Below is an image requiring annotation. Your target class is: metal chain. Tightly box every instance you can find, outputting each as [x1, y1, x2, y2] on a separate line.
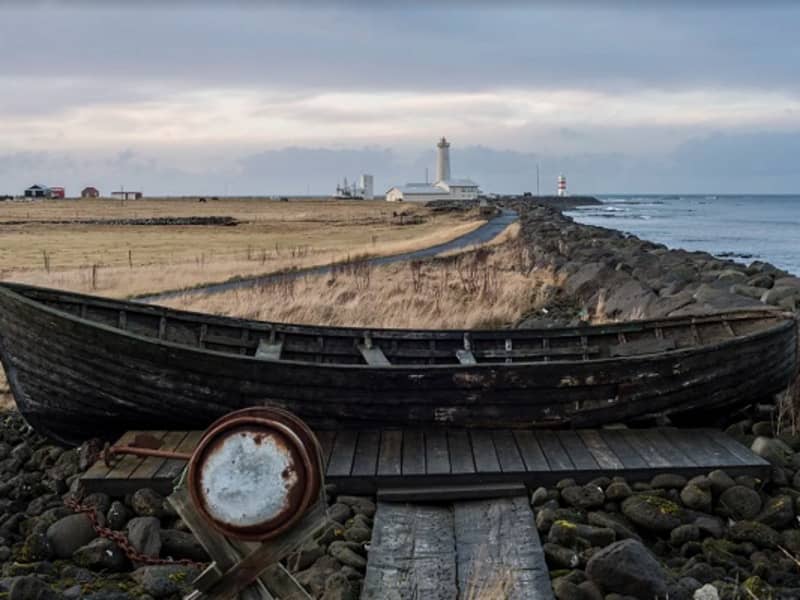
[64, 496, 206, 569]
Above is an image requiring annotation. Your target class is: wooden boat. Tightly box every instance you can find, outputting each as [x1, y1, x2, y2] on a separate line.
[0, 282, 796, 445]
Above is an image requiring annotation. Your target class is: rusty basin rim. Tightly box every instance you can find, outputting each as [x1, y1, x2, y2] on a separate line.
[187, 408, 321, 541]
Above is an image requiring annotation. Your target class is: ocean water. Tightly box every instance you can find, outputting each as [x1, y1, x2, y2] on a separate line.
[564, 195, 800, 276]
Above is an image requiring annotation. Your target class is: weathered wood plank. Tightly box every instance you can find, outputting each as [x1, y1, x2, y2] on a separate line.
[361, 503, 458, 600]
[512, 430, 549, 471]
[377, 483, 527, 503]
[155, 430, 204, 480]
[557, 431, 599, 470]
[470, 430, 500, 473]
[402, 430, 426, 476]
[536, 431, 573, 471]
[622, 429, 671, 468]
[377, 430, 403, 476]
[426, 430, 451, 475]
[645, 429, 696, 468]
[577, 430, 624, 470]
[129, 430, 187, 481]
[598, 429, 648, 469]
[453, 496, 554, 600]
[448, 430, 475, 474]
[327, 430, 358, 477]
[492, 430, 526, 473]
[351, 430, 380, 477]
[108, 430, 168, 479]
[314, 431, 336, 471]
[83, 430, 139, 480]
[707, 429, 770, 467]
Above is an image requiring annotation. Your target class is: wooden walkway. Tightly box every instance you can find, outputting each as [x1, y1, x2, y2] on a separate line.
[361, 496, 553, 600]
[81, 427, 768, 497]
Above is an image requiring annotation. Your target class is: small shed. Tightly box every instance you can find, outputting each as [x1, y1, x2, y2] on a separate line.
[111, 191, 143, 200]
[24, 184, 50, 198]
[81, 186, 100, 198]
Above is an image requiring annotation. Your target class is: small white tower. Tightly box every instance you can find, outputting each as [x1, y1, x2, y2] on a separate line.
[436, 137, 451, 183]
[557, 174, 567, 197]
[359, 174, 374, 200]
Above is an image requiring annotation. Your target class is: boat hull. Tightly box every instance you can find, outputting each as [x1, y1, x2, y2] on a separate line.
[0, 284, 796, 444]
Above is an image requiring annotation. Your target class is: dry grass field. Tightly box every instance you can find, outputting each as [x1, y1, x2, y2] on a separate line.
[164, 232, 562, 330]
[0, 198, 485, 298]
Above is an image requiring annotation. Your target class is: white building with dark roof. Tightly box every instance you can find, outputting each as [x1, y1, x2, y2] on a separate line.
[386, 137, 480, 202]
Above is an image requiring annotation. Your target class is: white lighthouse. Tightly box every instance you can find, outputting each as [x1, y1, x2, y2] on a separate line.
[557, 174, 567, 197]
[436, 137, 451, 183]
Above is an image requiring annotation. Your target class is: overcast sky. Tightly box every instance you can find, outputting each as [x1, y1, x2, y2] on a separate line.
[1, 3, 799, 195]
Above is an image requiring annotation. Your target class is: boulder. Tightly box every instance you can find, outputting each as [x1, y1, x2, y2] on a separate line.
[321, 571, 359, 600]
[718, 485, 762, 520]
[681, 484, 712, 513]
[328, 541, 366, 570]
[604, 481, 632, 501]
[750, 437, 792, 466]
[756, 495, 795, 529]
[73, 538, 129, 571]
[160, 529, 209, 563]
[561, 484, 605, 509]
[728, 521, 781, 548]
[131, 565, 199, 598]
[585, 539, 668, 597]
[336, 496, 376, 519]
[8, 576, 61, 600]
[622, 495, 687, 532]
[131, 488, 167, 518]
[126, 516, 161, 558]
[651, 474, 687, 489]
[46, 513, 97, 559]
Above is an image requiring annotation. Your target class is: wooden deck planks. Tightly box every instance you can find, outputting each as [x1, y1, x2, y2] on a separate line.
[82, 427, 771, 497]
[453, 496, 554, 600]
[361, 503, 458, 600]
[362, 497, 553, 600]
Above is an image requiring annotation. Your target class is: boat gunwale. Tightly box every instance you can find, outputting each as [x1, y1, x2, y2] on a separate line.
[0, 282, 795, 372]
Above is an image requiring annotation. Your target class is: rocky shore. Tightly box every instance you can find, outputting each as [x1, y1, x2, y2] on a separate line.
[504, 199, 800, 324]
[0, 412, 371, 600]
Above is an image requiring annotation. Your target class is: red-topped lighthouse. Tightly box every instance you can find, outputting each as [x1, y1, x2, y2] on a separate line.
[557, 174, 567, 197]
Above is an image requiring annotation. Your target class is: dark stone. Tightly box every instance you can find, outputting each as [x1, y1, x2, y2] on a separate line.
[621, 495, 687, 532]
[707, 470, 736, 495]
[671, 524, 700, 546]
[718, 485, 762, 520]
[561, 484, 605, 510]
[327, 502, 352, 524]
[587, 512, 641, 541]
[552, 578, 583, 600]
[651, 474, 687, 489]
[73, 538, 129, 572]
[126, 517, 161, 558]
[680, 484, 712, 513]
[328, 541, 366, 569]
[728, 521, 781, 549]
[756, 495, 795, 529]
[604, 481, 632, 501]
[131, 488, 167, 518]
[106, 501, 130, 531]
[46, 513, 97, 559]
[160, 529, 209, 563]
[336, 496, 376, 518]
[543, 543, 581, 569]
[9, 576, 60, 600]
[321, 571, 358, 600]
[585, 539, 668, 597]
[131, 565, 199, 598]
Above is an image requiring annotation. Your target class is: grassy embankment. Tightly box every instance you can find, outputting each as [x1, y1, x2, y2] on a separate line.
[163, 222, 563, 330]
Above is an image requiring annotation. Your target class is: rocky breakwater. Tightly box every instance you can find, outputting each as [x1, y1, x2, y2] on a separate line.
[537, 424, 800, 599]
[507, 201, 800, 322]
[0, 412, 371, 600]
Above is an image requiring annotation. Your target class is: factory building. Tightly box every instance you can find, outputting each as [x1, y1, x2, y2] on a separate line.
[386, 137, 480, 202]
